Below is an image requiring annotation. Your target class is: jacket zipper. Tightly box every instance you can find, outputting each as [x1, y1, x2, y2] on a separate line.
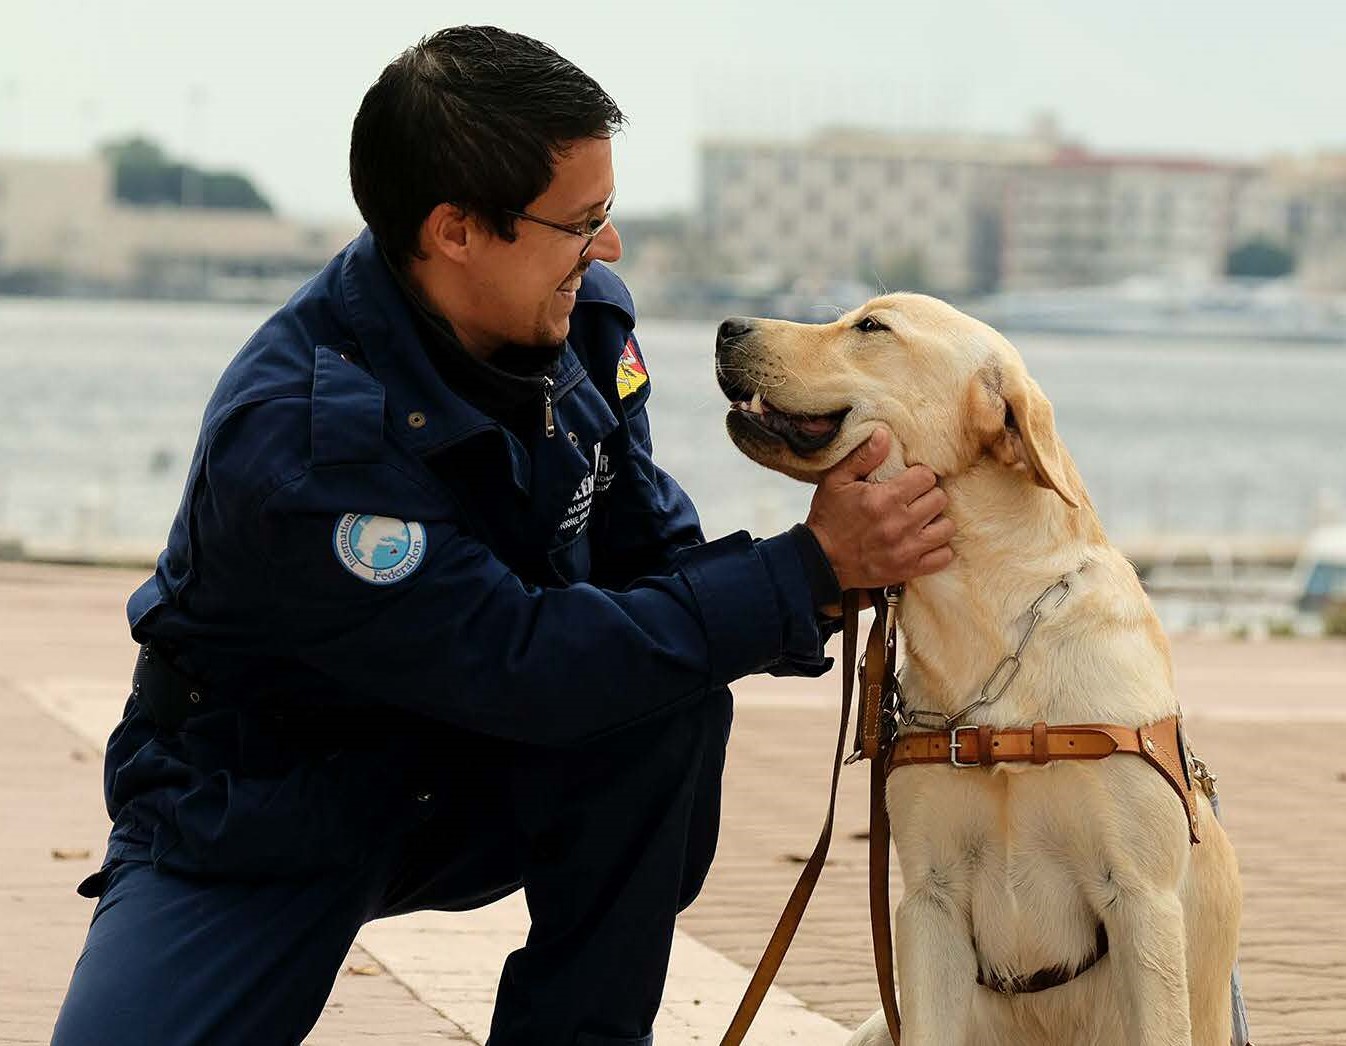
[542, 376, 556, 438]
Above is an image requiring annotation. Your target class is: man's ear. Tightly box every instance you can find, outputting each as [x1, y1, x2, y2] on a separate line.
[973, 361, 1081, 509]
[419, 203, 471, 264]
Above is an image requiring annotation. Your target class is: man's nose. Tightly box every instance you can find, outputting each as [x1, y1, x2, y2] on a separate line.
[587, 221, 622, 264]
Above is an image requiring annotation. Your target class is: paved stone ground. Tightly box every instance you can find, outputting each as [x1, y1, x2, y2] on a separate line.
[0, 563, 474, 1044]
[4, 560, 1345, 1044]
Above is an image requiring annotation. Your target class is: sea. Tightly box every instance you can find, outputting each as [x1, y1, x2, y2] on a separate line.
[1, 296, 1344, 559]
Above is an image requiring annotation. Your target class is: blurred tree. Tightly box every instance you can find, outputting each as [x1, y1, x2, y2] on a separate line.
[1225, 239, 1295, 278]
[98, 135, 273, 212]
[99, 135, 168, 167]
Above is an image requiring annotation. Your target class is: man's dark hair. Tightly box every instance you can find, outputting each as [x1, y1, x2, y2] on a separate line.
[350, 26, 625, 269]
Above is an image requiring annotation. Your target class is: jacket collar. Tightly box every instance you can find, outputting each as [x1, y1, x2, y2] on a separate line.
[337, 228, 585, 466]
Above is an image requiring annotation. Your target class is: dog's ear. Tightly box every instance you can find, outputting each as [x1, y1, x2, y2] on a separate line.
[974, 362, 1080, 509]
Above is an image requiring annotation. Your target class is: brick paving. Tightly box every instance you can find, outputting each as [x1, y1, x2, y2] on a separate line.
[0, 563, 471, 1043]
[3, 561, 1345, 1044]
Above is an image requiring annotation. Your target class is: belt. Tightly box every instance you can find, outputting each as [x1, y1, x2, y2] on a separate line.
[131, 643, 214, 733]
[130, 643, 396, 751]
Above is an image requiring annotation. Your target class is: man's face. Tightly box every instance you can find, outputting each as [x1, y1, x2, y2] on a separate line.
[455, 135, 621, 355]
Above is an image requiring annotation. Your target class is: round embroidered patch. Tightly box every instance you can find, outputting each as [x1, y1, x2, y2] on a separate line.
[333, 514, 427, 585]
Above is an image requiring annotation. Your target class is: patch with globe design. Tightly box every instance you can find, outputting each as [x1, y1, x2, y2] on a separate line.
[333, 513, 427, 585]
[615, 335, 648, 400]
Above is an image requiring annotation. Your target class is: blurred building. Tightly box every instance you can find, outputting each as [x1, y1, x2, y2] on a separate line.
[1001, 149, 1246, 290]
[0, 154, 358, 300]
[1234, 153, 1346, 292]
[700, 126, 1060, 297]
[699, 126, 1346, 298]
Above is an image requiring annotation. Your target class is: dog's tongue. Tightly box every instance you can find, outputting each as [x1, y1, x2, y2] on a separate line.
[791, 414, 837, 436]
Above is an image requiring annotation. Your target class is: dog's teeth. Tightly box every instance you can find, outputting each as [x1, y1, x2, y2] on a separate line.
[750, 391, 764, 414]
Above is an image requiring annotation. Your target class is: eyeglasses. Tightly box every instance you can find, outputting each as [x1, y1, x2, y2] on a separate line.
[505, 190, 616, 259]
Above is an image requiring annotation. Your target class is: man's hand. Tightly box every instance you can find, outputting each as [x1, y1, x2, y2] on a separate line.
[806, 429, 954, 598]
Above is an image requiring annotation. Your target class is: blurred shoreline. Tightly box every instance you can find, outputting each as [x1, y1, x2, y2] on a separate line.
[3, 301, 1343, 638]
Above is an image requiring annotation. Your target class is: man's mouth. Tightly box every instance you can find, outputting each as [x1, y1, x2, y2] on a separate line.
[556, 269, 586, 297]
[726, 389, 850, 456]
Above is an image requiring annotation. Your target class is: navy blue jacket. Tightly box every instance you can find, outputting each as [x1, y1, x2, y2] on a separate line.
[126, 228, 836, 735]
[100, 230, 832, 877]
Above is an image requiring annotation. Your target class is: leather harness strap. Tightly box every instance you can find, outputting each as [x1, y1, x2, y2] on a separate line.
[718, 591, 873, 1046]
[866, 731, 903, 1043]
[887, 716, 1201, 844]
[977, 923, 1110, 995]
[858, 591, 894, 762]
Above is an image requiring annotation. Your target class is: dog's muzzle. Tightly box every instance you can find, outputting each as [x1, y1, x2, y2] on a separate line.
[715, 318, 850, 457]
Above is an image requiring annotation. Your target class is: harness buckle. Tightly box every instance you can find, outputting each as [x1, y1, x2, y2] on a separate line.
[949, 725, 980, 767]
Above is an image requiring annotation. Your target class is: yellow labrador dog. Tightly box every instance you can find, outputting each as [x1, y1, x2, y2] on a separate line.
[715, 296, 1242, 1046]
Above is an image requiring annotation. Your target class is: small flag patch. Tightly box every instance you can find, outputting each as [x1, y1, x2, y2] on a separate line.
[615, 335, 649, 399]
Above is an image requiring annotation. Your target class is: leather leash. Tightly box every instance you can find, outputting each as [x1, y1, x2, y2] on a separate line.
[720, 589, 903, 1045]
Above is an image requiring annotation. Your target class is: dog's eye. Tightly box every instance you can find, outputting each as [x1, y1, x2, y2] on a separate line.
[854, 315, 887, 334]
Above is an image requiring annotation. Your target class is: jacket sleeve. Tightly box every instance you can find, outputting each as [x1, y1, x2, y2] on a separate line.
[591, 391, 837, 679]
[171, 383, 825, 745]
[253, 480, 827, 745]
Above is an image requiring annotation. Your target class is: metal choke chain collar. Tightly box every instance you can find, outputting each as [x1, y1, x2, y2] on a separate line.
[896, 566, 1086, 731]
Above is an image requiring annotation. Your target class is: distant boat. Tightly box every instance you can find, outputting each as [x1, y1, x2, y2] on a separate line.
[970, 277, 1346, 343]
[1291, 525, 1346, 612]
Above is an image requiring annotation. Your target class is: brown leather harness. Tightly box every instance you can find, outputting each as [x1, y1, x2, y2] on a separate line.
[719, 588, 1204, 1045]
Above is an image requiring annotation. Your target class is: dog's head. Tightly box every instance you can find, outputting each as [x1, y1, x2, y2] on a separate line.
[715, 293, 1080, 507]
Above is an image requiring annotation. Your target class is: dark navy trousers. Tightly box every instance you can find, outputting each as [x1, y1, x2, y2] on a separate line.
[53, 691, 732, 1046]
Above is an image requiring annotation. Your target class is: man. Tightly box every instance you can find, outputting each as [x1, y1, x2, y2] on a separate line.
[53, 26, 953, 1046]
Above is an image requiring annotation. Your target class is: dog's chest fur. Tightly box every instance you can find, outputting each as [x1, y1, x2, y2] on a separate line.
[886, 760, 1124, 980]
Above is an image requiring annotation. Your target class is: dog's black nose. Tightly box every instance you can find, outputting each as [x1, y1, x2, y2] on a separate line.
[717, 316, 755, 345]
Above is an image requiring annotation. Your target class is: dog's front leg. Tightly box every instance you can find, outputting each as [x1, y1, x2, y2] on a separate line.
[1103, 885, 1192, 1046]
[893, 882, 976, 1046]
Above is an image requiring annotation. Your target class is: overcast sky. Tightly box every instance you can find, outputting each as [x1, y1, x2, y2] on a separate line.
[5, 0, 1343, 223]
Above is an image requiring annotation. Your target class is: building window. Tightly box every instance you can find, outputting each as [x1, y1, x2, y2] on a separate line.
[1154, 191, 1174, 224]
[780, 155, 799, 184]
[886, 159, 904, 186]
[1287, 200, 1309, 240]
[714, 152, 745, 184]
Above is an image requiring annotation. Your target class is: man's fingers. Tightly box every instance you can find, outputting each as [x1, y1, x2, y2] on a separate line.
[919, 515, 956, 548]
[905, 487, 949, 528]
[915, 545, 955, 574]
[890, 463, 938, 502]
[825, 429, 891, 486]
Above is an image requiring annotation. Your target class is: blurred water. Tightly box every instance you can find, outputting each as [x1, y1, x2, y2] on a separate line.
[0, 296, 1344, 554]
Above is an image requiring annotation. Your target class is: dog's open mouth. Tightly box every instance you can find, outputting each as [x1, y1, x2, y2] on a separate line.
[727, 390, 850, 456]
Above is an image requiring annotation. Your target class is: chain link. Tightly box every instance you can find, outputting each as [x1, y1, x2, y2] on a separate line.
[900, 570, 1082, 729]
